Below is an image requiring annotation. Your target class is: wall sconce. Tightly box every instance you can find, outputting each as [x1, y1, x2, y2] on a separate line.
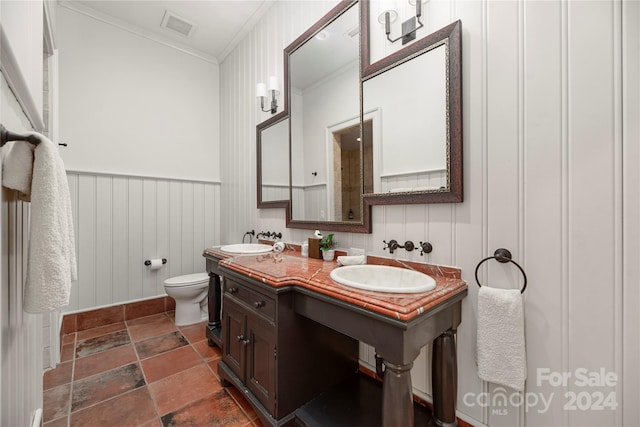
[378, 0, 425, 45]
[256, 76, 279, 114]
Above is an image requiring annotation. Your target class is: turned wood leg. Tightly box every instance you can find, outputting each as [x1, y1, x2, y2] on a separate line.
[206, 272, 222, 346]
[382, 360, 414, 427]
[432, 329, 458, 427]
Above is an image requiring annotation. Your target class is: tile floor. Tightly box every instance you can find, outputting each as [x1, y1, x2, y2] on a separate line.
[43, 312, 263, 427]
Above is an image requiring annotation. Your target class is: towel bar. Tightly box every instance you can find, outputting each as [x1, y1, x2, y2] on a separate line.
[1, 124, 67, 147]
[0, 124, 41, 147]
[475, 248, 527, 294]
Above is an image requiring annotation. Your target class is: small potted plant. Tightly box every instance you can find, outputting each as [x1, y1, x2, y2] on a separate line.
[319, 233, 336, 261]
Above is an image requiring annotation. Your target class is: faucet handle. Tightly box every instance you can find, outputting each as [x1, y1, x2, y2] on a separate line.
[383, 239, 399, 254]
[419, 241, 433, 256]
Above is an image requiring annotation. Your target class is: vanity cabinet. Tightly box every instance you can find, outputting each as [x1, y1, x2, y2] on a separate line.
[217, 268, 359, 427]
[222, 277, 277, 413]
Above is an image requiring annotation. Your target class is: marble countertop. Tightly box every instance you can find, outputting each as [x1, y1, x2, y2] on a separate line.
[203, 247, 467, 322]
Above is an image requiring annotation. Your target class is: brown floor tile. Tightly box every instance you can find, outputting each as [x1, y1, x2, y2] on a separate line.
[62, 314, 77, 334]
[135, 330, 189, 360]
[139, 419, 164, 427]
[71, 363, 145, 412]
[178, 321, 208, 344]
[125, 297, 166, 321]
[62, 333, 76, 345]
[76, 305, 124, 331]
[141, 346, 202, 384]
[208, 358, 221, 379]
[70, 387, 157, 427]
[75, 329, 130, 358]
[149, 363, 221, 416]
[193, 339, 222, 360]
[60, 343, 75, 363]
[43, 383, 70, 423]
[160, 390, 249, 427]
[226, 386, 258, 422]
[127, 314, 177, 342]
[44, 361, 73, 390]
[43, 417, 69, 427]
[75, 322, 126, 341]
[74, 343, 137, 381]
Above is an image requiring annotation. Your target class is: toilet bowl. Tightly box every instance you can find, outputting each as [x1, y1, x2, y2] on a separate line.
[164, 272, 209, 326]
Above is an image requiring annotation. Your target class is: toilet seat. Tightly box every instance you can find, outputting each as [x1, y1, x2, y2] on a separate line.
[164, 272, 209, 287]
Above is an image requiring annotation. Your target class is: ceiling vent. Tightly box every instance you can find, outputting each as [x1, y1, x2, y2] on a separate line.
[160, 10, 197, 38]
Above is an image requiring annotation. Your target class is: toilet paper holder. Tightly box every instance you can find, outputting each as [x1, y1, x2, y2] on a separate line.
[144, 258, 167, 266]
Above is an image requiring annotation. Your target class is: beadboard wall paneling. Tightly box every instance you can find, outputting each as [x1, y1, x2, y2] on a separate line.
[65, 172, 220, 313]
[1, 74, 43, 427]
[622, 3, 640, 426]
[222, 1, 635, 426]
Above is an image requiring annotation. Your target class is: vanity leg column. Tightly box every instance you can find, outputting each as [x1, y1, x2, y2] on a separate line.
[382, 360, 414, 427]
[432, 329, 458, 427]
[206, 272, 222, 347]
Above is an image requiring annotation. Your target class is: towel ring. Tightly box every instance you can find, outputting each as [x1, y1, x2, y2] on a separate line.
[475, 248, 527, 294]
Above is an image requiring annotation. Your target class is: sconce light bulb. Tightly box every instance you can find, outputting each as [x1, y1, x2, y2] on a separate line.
[256, 82, 266, 98]
[268, 76, 279, 93]
[378, 0, 398, 24]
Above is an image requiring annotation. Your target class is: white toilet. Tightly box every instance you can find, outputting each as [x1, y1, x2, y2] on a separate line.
[163, 272, 209, 326]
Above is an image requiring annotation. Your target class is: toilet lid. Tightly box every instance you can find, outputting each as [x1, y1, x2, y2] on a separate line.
[164, 272, 209, 287]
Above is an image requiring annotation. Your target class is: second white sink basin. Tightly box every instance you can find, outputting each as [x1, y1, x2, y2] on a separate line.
[330, 265, 436, 293]
[219, 243, 273, 254]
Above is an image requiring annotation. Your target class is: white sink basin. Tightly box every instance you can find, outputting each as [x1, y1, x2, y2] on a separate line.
[330, 265, 436, 293]
[219, 243, 273, 254]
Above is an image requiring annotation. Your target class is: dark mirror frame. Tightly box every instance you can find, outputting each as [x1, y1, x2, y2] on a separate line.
[360, 6, 463, 206]
[257, 1, 462, 233]
[257, 111, 290, 208]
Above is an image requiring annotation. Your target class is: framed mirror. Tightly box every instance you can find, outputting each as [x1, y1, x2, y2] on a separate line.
[285, 0, 368, 232]
[259, 0, 462, 233]
[361, 5, 462, 205]
[257, 111, 290, 208]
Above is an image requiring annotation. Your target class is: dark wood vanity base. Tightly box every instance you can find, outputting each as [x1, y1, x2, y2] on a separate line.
[204, 250, 466, 427]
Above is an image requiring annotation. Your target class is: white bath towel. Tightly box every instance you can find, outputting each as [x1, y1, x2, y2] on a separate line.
[337, 255, 366, 266]
[23, 135, 77, 313]
[477, 286, 527, 391]
[2, 140, 35, 201]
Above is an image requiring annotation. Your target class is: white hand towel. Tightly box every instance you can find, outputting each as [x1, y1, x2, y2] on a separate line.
[23, 135, 77, 313]
[477, 286, 527, 391]
[337, 255, 366, 266]
[2, 140, 35, 201]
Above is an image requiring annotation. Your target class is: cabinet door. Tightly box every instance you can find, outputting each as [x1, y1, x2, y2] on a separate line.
[222, 297, 246, 380]
[246, 312, 277, 414]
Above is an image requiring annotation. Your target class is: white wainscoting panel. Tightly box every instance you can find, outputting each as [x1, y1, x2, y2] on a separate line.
[1, 74, 43, 427]
[66, 172, 220, 312]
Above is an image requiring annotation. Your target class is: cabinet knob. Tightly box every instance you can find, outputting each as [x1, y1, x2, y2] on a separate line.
[228, 287, 238, 294]
[237, 335, 251, 345]
[254, 301, 266, 309]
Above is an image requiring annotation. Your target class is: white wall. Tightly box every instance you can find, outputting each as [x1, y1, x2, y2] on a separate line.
[0, 1, 46, 423]
[56, 4, 222, 312]
[222, 1, 639, 426]
[56, 4, 220, 182]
